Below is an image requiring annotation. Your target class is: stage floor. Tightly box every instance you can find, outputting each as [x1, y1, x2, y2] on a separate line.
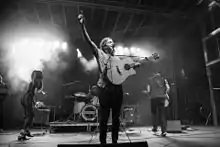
[0, 126, 220, 147]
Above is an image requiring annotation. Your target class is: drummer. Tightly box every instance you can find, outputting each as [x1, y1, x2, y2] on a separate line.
[88, 85, 100, 106]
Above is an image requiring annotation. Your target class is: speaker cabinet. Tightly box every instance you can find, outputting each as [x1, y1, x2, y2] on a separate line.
[167, 120, 182, 133]
[58, 142, 148, 147]
[34, 109, 50, 125]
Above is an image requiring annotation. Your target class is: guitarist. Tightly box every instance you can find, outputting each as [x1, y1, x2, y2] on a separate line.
[18, 70, 44, 140]
[144, 72, 170, 137]
[78, 12, 141, 144]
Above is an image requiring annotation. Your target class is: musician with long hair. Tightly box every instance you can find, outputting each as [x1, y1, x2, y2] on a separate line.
[77, 13, 141, 144]
[18, 70, 44, 140]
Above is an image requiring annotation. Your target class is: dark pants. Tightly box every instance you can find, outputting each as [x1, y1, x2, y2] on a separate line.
[151, 97, 167, 133]
[0, 98, 4, 129]
[20, 93, 34, 133]
[98, 84, 123, 144]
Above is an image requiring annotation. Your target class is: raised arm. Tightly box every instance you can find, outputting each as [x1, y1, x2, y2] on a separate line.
[77, 12, 98, 57]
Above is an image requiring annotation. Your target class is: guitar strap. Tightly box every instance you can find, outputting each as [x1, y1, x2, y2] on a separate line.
[100, 56, 112, 86]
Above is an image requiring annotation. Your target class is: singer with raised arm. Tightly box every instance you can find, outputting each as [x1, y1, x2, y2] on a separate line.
[18, 70, 44, 140]
[77, 11, 159, 144]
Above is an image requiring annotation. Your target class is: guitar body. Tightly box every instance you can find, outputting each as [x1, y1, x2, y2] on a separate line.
[107, 57, 136, 85]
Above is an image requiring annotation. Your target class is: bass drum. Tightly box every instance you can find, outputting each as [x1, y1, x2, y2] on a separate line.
[81, 104, 98, 122]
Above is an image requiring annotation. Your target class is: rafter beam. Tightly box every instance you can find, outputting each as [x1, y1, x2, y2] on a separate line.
[62, 4, 67, 27]
[35, 0, 191, 18]
[112, 12, 121, 33]
[102, 8, 108, 29]
[47, 4, 54, 24]
[33, 4, 41, 24]
[133, 14, 146, 35]
[90, 7, 95, 22]
[165, 0, 173, 10]
[206, 58, 220, 67]
[124, 13, 134, 33]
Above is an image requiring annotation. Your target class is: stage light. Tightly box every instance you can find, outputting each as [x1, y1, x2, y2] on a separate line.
[76, 48, 82, 58]
[61, 42, 68, 51]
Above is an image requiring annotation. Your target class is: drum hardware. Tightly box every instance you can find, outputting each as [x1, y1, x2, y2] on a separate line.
[65, 91, 94, 122]
[64, 93, 87, 122]
[81, 104, 98, 122]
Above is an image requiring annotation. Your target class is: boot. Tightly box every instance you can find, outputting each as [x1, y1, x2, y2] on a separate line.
[25, 130, 34, 137]
[18, 131, 28, 140]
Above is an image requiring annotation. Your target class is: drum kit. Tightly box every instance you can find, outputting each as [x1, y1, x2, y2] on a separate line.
[64, 81, 100, 122]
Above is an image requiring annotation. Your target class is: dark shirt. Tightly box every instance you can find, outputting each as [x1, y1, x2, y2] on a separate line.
[24, 82, 37, 104]
[149, 76, 168, 99]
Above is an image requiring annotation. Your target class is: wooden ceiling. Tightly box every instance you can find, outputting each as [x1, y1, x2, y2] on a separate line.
[1, 0, 208, 39]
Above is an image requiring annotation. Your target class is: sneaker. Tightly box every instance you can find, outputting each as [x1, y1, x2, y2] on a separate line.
[161, 132, 167, 137]
[18, 134, 28, 140]
[25, 130, 34, 137]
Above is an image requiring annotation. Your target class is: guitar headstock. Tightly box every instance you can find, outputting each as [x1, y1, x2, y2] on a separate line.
[151, 53, 159, 60]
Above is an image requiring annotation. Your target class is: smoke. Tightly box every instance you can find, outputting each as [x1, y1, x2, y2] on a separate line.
[0, 21, 69, 92]
[76, 48, 98, 73]
[114, 45, 152, 57]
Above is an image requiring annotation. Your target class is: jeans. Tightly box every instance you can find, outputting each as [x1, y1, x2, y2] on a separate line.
[151, 97, 167, 133]
[21, 93, 34, 133]
[98, 84, 123, 143]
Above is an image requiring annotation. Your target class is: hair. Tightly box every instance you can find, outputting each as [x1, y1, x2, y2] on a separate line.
[99, 37, 113, 50]
[31, 70, 43, 81]
[31, 70, 43, 91]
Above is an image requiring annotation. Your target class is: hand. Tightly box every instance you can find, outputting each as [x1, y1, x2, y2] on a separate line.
[77, 12, 85, 24]
[164, 99, 169, 107]
[142, 90, 148, 94]
[133, 62, 141, 69]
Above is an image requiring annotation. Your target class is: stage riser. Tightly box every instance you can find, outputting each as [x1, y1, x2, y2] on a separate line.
[50, 124, 113, 133]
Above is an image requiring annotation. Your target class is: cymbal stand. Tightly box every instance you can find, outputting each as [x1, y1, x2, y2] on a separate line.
[66, 98, 77, 122]
[88, 105, 100, 143]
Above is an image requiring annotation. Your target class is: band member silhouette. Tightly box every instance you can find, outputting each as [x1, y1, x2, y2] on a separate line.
[18, 70, 44, 140]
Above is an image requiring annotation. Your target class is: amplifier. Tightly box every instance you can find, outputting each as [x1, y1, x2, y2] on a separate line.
[34, 109, 50, 125]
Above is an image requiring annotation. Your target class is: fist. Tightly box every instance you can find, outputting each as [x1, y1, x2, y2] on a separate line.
[77, 13, 85, 24]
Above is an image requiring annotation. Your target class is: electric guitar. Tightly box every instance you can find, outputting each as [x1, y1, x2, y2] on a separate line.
[106, 53, 159, 85]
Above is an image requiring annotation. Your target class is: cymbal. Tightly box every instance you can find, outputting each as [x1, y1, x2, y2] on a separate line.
[73, 92, 88, 98]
